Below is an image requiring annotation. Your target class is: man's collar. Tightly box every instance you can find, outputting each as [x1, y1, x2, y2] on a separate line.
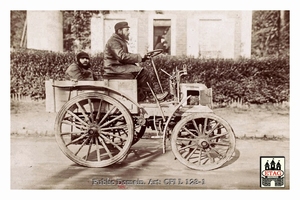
[113, 33, 128, 43]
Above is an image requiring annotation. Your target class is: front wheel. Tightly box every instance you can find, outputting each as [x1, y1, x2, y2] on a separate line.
[54, 92, 134, 167]
[171, 113, 236, 170]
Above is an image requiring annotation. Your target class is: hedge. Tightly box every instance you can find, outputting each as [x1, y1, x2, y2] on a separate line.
[10, 49, 103, 99]
[10, 49, 289, 104]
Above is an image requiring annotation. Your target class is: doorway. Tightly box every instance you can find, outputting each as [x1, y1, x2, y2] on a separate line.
[153, 19, 171, 55]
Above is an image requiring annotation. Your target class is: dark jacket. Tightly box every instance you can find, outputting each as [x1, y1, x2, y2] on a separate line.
[65, 63, 94, 81]
[103, 33, 142, 70]
[155, 42, 164, 50]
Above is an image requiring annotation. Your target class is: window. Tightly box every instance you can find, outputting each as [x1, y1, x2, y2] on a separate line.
[198, 19, 222, 58]
[187, 15, 235, 58]
[153, 19, 171, 55]
[148, 15, 175, 55]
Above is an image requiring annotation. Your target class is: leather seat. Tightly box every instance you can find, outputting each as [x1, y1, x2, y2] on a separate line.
[102, 72, 134, 79]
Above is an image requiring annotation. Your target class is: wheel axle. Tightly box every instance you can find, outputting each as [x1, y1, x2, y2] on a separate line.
[88, 126, 99, 136]
[200, 141, 210, 149]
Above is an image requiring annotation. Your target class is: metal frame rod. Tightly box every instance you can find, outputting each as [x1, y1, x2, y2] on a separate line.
[147, 82, 165, 121]
[150, 58, 164, 93]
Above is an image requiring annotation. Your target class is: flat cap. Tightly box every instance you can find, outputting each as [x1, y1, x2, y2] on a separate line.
[114, 21, 130, 31]
[77, 51, 89, 59]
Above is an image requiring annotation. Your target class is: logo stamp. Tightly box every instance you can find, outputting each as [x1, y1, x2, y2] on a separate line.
[260, 156, 285, 188]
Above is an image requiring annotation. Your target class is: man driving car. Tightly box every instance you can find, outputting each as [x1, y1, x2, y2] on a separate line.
[103, 21, 168, 101]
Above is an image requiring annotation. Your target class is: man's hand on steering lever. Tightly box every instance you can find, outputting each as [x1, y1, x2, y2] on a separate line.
[141, 54, 150, 62]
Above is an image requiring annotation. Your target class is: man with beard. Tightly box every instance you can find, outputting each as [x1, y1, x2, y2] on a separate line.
[65, 51, 96, 81]
[103, 21, 168, 101]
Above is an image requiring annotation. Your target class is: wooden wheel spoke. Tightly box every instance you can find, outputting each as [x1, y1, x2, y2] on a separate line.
[100, 125, 128, 131]
[212, 141, 230, 146]
[75, 102, 90, 123]
[99, 114, 124, 128]
[95, 99, 102, 122]
[202, 157, 210, 165]
[74, 137, 90, 156]
[98, 137, 113, 158]
[62, 120, 87, 130]
[198, 149, 203, 165]
[61, 131, 83, 136]
[210, 148, 224, 159]
[206, 122, 220, 135]
[210, 132, 228, 140]
[66, 110, 89, 127]
[182, 127, 198, 138]
[178, 143, 197, 151]
[176, 137, 198, 142]
[198, 124, 203, 135]
[88, 99, 95, 123]
[203, 117, 208, 133]
[100, 134, 123, 151]
[98, 105, 117, 125]
[192, 119, 201, 134]
[66, 133, 88, 146]
[95, 136, 101, 161]
[206, 152, 214, 163]
[85, 139, 93, 161]
[101, 131, 128, 140]
[185, 147, 198, 161]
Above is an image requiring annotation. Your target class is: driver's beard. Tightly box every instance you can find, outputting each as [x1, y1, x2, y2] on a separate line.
[120, 33, 129, 41]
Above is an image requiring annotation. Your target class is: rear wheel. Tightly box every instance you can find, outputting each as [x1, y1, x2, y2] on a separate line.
[54, 92, 134, 167]
[171, 113, 235, 170]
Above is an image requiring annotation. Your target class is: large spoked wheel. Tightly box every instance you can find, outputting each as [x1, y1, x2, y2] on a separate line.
[146, 49, 163, 57]
[54, 92, 134, 167]
[171, 113, 236, 171]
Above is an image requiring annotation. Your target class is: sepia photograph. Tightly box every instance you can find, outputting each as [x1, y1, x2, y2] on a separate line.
[5, 0, 299, 197]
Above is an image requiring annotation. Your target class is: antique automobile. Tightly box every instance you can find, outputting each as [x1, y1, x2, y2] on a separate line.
[45, 49, 236, 171]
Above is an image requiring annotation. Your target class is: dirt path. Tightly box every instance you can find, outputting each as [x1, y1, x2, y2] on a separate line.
[10, 101, 289, 139]
[10, 136, 290, 189]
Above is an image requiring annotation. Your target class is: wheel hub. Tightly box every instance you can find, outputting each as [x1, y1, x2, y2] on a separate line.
[198, 138, 210, 149]
[88, 126, 99, 136]
[201, 141, 209, 149]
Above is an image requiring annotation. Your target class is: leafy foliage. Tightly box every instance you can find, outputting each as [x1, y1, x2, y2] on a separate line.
[10, 10, 290, 103]
[251, 10, 289, 57]
[142, 55, 289, 104]
[11, 50, 289, 104]
[10, 11, 26, 48]
[62, 10, 101, 51]
[10, 49, 103, 99]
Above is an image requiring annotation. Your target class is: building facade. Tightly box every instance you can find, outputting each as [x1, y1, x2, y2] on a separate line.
[26, 11, 63, 52]
[91, 10, 252, 59]
[25, 10, 252, 59]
